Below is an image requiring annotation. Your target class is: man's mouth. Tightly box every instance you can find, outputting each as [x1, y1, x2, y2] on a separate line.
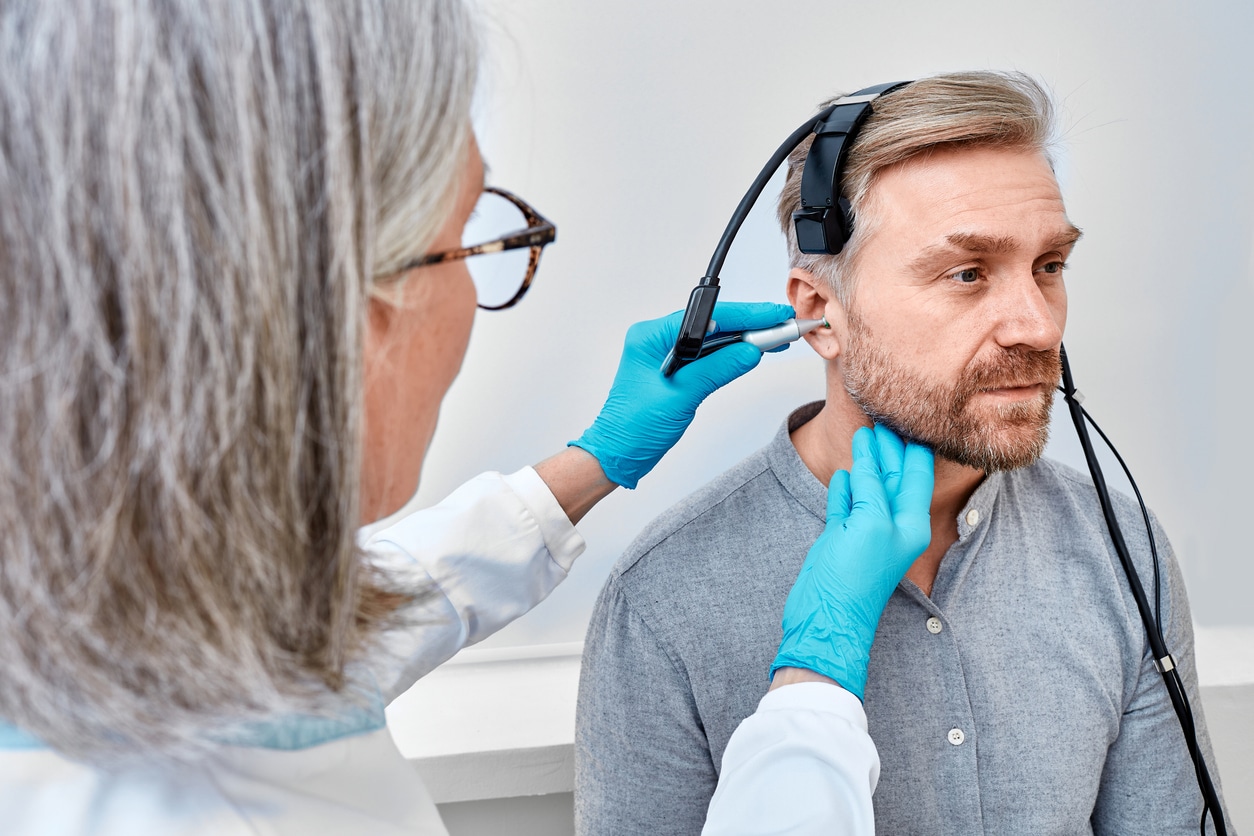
[979, 381, 1048, 396]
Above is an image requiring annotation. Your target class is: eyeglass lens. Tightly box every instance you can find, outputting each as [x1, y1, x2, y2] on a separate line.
[462, 191, 532, 309]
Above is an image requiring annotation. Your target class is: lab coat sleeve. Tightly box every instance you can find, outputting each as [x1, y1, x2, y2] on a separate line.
[702, 683, 879, 836]
[362, 468, 586, 703]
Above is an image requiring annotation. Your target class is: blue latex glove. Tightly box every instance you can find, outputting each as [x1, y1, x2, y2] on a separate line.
[571, 301, 794, 489]
[771, 424, 934, 700]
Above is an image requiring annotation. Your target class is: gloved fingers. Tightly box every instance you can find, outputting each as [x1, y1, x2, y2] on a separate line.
[848, 426, 893, 521]
[622, 301, 792, 364]
[706, 301, 795, 333]
[623, 311, 688, 361]
[670, 341, 763, 398]
[872, 424, 906, 497]
[825, 468, 852, 527]
[896, 443, 935, 510]
[893, 443, 935, 544]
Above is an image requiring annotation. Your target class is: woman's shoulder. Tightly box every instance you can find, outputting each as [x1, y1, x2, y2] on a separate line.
[0, 726, 446, 835]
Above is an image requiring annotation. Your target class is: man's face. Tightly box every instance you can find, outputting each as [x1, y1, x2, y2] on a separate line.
[838, 145, 1078, 472]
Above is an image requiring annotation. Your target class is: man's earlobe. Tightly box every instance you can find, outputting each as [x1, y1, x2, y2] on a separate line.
[786, 268, 844, 360]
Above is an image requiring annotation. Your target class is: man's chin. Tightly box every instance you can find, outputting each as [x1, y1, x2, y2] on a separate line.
[850, 382, 1055, 473]
[929, 420, 1051, 473]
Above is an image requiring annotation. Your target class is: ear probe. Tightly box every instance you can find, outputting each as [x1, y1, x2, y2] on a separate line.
[659, 317, 828, 373]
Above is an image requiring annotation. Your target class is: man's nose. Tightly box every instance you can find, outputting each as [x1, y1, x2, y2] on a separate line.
[992, 272, 1065, 351]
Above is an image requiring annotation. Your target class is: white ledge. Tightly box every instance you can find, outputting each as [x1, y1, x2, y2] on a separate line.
[1194, 626, 1254, 688]
[387, 628, 1254, 805]
[386, 642, 582, 804]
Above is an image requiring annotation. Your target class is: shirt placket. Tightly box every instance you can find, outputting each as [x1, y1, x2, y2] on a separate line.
[895, 576, 985, 835]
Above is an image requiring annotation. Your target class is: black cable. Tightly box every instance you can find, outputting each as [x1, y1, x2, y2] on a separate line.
[703, 103, 839, 283]
[1059, 346, 1227, 836]
[1073, 403, 1164, 631]
[662, 105, 844, 377]
[693, 332, 744, 358]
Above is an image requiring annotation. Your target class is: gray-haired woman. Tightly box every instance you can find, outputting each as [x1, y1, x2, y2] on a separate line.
[0, 1, 813, 832]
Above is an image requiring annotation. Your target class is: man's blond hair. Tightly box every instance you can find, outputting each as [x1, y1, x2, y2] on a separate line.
[776, 71, 1058, 302]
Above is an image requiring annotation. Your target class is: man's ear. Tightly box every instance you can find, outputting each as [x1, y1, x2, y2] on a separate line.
[786, 268, 845, 360]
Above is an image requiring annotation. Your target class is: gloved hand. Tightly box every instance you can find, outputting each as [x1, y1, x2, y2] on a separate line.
[571, 301, 794, 489]
[771, 424, 934, 700]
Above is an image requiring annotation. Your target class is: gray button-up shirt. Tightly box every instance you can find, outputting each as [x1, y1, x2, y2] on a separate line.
[576, 403, 1230, 835]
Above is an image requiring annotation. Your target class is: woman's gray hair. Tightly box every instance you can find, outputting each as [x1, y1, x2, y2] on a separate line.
[0, 0, 477, 762]
[777, 71, 1058, 303]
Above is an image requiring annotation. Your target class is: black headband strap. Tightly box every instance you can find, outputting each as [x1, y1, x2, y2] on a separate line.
[793, 81, 911, 255]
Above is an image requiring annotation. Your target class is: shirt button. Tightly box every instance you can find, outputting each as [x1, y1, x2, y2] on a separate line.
[965, 509, 981, 526]
[947, 728, 966, 746]
[926, 617, 943, 634]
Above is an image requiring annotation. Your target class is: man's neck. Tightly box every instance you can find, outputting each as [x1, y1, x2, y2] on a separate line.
[790, 394, 984, 597]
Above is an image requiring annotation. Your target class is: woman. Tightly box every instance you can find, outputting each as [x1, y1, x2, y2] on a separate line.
[0, 1, 931, 832]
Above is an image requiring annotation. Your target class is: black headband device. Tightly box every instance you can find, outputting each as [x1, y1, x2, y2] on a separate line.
[662, 82, 1228, 835]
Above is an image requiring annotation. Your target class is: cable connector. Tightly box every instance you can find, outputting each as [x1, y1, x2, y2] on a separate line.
[1154, 654, 1176, 674]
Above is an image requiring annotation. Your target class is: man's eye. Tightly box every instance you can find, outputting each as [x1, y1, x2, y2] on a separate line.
[1037, 261, 1068, 276]
[949, 268, 979, 284]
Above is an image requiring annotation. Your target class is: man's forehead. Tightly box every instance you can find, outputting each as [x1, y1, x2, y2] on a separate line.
[873, 145, 1061, 205]
[864, 147, 1078, 251]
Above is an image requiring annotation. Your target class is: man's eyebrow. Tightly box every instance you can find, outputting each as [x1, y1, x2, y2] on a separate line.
[1046, 224, 1084, 251]
[945, 231, 1018, 254]
[907, 224, 1084, 274]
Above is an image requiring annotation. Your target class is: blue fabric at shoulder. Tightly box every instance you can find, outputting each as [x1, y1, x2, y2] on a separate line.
[215, 693, 388, 751]
[1, 696, 387, 753]
[0, 720, 46, 750]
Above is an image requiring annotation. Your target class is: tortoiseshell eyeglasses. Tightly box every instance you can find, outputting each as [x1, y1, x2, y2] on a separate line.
[400, 187, 557, 311]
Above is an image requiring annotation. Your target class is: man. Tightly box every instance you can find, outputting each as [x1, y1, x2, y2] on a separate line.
[575, 71, 1231, 835]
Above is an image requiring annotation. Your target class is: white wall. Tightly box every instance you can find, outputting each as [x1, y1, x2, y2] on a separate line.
[391, 0, 1254, 647]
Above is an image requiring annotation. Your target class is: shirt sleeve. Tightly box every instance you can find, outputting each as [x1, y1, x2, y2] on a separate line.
[362, 468, 586, 703]
[1090, 517, 1234, 835]
[575, 578, 718, 836]
[702, 683, 879, 836]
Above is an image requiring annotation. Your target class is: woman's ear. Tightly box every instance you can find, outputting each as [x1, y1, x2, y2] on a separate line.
[786, 268, 845, 360]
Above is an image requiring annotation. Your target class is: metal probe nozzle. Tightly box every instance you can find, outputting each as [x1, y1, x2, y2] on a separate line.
[738, 317, 827, 351]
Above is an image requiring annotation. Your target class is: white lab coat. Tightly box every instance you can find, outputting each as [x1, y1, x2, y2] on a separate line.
[0, 468, 581, 835]
[0, 467, 878, 834]
[703, 682, 879, 835]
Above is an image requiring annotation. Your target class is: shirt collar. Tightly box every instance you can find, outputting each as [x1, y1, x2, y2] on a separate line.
[764, 401, 828, 524]
[957, 469, 1004, 542]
